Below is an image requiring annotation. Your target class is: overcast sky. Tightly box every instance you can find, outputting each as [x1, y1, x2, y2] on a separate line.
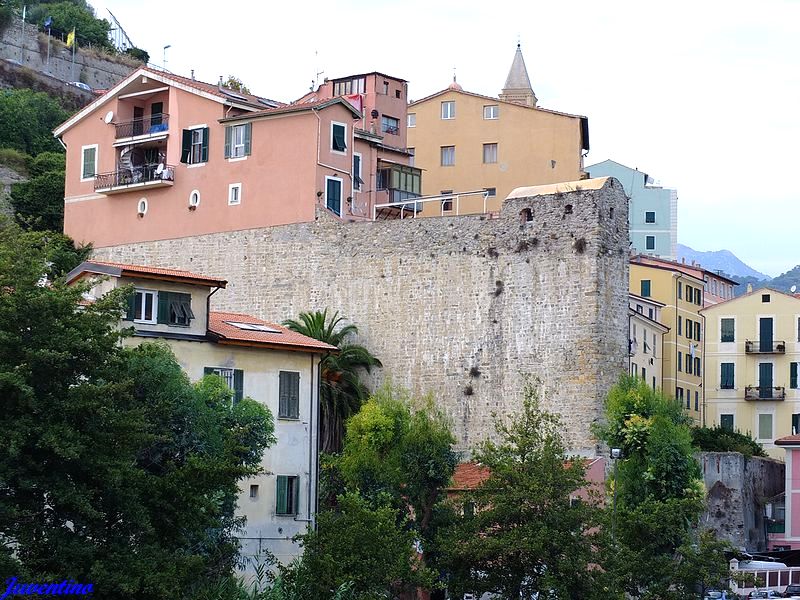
[90, 0, 799, 276]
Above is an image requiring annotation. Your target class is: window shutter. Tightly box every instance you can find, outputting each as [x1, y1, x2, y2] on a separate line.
[224, 126, 232, 158]
[243, 123, 252, 156]
[279, 371, 289, 418]
[181, 129, 192, 163]
[279, 372, 300, 419]
[233, 369, 244, 404]
[791, 362, 798, 389]
[124, 291, 136, 320]
[156, 291, 170, 324]
[293, 476, 299, 515]
[276, 476, 288, 514]
[201, 127, 209, 162]
[289, 373, 299, 418]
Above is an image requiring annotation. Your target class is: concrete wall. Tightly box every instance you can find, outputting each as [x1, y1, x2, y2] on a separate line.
[1, 20, 137, 90]
[700, 451, 785, 552]
[91, 178, 630, 455]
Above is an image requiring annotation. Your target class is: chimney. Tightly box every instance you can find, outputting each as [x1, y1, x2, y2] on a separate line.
[191, 69, 195, 81]
[682, 258, 686, 264]
[747, 283, 753, 293]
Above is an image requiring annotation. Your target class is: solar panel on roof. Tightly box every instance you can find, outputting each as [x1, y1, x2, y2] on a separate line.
[221, 89, 248, 101]
[225, 321, 282, 334]
[258, 97, 280, 108]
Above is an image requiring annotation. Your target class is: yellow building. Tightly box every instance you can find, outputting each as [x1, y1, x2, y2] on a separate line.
[702, 289, 800, 459]
[406, 44, 589, 217]
[630, 261, 705, 421]
[66, 260, 336, 569]
[629, 293, 670, 391]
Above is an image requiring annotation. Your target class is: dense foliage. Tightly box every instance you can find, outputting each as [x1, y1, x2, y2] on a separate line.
[0, 88, 69, 155]
[28, 0, 112, 50]
[0, 220, 275, 599]
[692, 425, 766, 457]
[283, 309, 381, 453]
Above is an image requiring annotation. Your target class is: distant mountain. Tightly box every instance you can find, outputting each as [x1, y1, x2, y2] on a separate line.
[770, 265, 800, 293]
[677, 244, 771, 281]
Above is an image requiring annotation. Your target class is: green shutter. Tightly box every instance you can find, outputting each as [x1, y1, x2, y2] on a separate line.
[279, 371, 289, 418]
[233, 369, 244, 404]
[791, 362, 798, 389]
[243, 123, 252, 156]
[124, 290, 136, 320]
[279, 372, 300, 419]
[157, 291, 170, 324]
[293, 476, 299, 515]
[276, 475, 288, 514]
[181, 129, 192, 163]
[201, 127, 209, 163]
[204, 367, 214, 377]
[82, 147, 96, 179]
[333, 124, 346, 152]
[224, 126, 232, 158]
[721, 363, 734, 389]
[640, 280, 650, 297]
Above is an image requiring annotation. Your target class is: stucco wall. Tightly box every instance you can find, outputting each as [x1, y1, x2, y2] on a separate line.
[91, 178, 630, 455]
[700, 451, 785, 552]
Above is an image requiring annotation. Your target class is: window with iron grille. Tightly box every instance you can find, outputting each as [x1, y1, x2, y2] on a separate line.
[203, 367, 243, 403]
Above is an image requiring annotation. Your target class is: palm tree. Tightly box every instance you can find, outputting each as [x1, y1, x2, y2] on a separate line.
[283, 309, 381, 453]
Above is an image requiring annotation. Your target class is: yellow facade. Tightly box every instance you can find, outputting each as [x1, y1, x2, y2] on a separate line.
[407, 88, 586, 216]
[630, 263, 705, 421]
[702, 290, 800, 459]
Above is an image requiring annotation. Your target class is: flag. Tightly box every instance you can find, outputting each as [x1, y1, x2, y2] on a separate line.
[66, 28, 75, 48]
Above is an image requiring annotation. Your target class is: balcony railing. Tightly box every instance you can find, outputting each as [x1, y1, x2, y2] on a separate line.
[745, 340, 786, 354]
[94, 163, 175, 193]
[115, 114, 170, 139]
[381, 125, 399, 135]
[744, 386, 786, 401]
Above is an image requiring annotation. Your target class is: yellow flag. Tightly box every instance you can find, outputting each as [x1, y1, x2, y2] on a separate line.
[66, 28, 75, 48]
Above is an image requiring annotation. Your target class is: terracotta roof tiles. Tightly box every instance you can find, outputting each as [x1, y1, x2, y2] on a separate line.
[208, 311, 337, 353]
[67, 260, 227, 288]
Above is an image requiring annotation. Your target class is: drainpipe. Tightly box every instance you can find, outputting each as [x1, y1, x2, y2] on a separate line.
[701, 310, 707, 428]
[294, 352, 324, 529]
[56, 137, 67, 151]
[206, 285, 222, 334]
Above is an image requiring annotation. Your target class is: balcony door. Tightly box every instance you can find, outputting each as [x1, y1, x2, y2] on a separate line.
[133, 107, 144, 136]
[759, 317, 773, 352]
[759, 362, 773, 398]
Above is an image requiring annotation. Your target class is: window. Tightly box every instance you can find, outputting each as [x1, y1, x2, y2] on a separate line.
[676, 387, 684, 404]
[128, 289, 157, 323]
[695, 391, 699, 411]
[483, 105, 498, 119]
[677, 282, 683, 299]
[163, 291, 194, 326]
[332, 76, 365, 96]
[762, 294, 771, 303]
[720, 414, 734, 431]
[408, 147, 415, 167]
[441, 190, 453, 212]
[137, 198, 148, 216]
[279, 371, 300, 419]
[330, 122, 347, 153]
[203, 367, 244, 403]
[648, 307, 654, 319]
[485, 187, 496, 197]
[224, 123, 252, 159]
[441, 101, 455, 119]
[757, 413, 773, 441]
[791, 362, 798, 389]
[382, 81, 389, 95]
[678, 351, 683, 372]
[721, 318, 735, 342]
[249, 484, 259, 499]
[228, 183, 242, 205]
[694, 357, 701, 376]
[686, 286, 693, 303]
[645, 235, 655, 251]
[642, 366, 647, 381]
[631, 363, 638, 376]
[276, 475, 299, 516]
[678, 316, 682, 336]
[407, 113, 416, 128]
[685, 353, 692, 374]
[325, 176, 342, 217]
[793, 413, 800, 435]
[652, 333, 657, 358]
[695, 288, 702, 305]
[483, 143, 498, 164]
[180, 127, 209, 164]
[381, 115, 399, 135]
[645, 211, 656, 223]
[81, 144, 97, 181]
[353, 153, 363, 192]
[395, 89, 401, 99]
[189, 189, 200, 208]
[636, 305, 643, 314]
[720, 363, 735, 389]
[695, 321, 701, 342]
[686, 319, 693, 339]
[640, 280, 651, 297]
[441, 146, 455, 166]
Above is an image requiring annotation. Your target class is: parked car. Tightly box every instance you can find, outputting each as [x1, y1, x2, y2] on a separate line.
[68, 81, 92, 92]
[703, 590, 731, 599]
[747, 591, 782, 598]
[786, 583, 800, 597]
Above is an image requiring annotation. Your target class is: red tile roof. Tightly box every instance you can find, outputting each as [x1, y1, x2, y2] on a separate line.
[449, 462, 491, 491]
[67, 260, 228, 288]
[219, 97, 361, 122]
[775, 435, 800, 446]
[208, 311, 338, 353]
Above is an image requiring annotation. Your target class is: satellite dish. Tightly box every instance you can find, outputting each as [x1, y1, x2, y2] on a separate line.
[103, 110, 114, 124]
[792, 285, 797, 293]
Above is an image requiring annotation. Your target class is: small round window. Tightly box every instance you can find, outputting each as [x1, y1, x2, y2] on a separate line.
[189, 190, 200, 208]
[137, 198, 148, 215]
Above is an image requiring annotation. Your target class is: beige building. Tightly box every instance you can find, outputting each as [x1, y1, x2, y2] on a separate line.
[66, 260, 336, 568]
[702, 289, 800, 458]
[629, 293, 670, 391]
[406, 44, 589, 217]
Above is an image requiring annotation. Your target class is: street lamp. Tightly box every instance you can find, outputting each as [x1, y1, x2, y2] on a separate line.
[610, 448, 622, 543]
[163, 44, 171, 71]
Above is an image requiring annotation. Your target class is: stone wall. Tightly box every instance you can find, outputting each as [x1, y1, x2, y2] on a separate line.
[1, 20, 136, 90]
[92, 179, 630, 455]
[699, 452, 785, 552]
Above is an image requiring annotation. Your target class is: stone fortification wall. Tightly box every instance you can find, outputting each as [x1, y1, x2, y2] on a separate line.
[93, 179, 630, 455]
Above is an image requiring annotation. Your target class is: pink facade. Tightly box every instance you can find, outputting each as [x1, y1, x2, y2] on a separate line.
[57, 68, 420, 248]
[770, 438, 800, 549]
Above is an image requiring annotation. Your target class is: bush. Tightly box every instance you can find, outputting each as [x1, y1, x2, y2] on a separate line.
[0, 88, 69, 155]
[691, 426, 766, 457]
[125, 46, 149, 64]
[28, 151, 65, 176]
[10, 170, 65, 231]
[0, 147, 31, 175]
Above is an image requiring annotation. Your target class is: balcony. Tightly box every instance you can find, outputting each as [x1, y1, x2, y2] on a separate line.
[744, 386, 786, 401]
[94, 164, 175, 194]
[114, 114, 170, 140]
[745, 340, 786, 354]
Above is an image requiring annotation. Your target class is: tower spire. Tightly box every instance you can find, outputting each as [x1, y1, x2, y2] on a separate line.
[499, 43, 537, 107]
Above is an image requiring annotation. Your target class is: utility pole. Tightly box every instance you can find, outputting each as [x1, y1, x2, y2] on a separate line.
[20, 5, 26, 64]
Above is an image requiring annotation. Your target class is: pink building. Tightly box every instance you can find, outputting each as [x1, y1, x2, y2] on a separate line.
[770, 435, 800, 549]
[55, 68, 421, 248]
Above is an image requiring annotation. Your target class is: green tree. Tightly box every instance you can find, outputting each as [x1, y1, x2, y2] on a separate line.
[283, 309, 381, 453]
[29, 1, 113, 50]
[10, 168, 65, 230]
[439, 380, 603, 599]
[0, 88, 69, 155]
[0, 220, 275, 598]
[224, 75, 251, 94]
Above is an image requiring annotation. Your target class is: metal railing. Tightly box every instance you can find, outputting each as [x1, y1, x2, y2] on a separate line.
[115, 113, 170, 139]
[381, 124, 399, 135]
[372, 190, 490, 220]
[95, 163, 176, 191]
[744, 385, 786, 401]
[745, 340, 786, 354]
